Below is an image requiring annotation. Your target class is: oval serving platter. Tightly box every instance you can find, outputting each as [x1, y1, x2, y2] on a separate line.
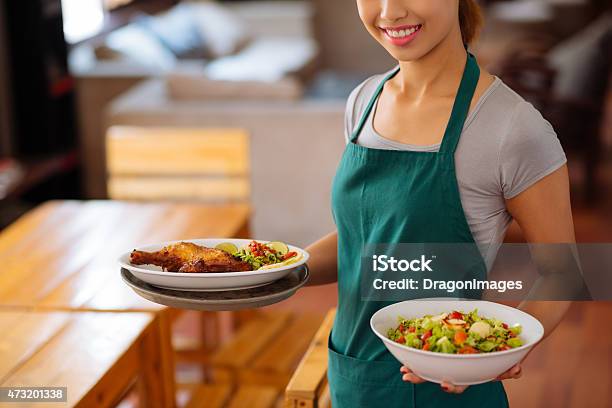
[118, 238, 309, 291]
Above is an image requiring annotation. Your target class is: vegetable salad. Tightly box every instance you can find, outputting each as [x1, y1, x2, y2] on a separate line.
[387, 309, 522, 354]
[215, 240, 300, 270]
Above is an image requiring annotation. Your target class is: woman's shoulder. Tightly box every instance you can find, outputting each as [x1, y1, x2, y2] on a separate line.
[472, 78, 557, 141]
[471, 78, 566, 198]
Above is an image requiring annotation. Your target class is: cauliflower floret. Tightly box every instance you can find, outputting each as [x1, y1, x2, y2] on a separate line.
[469, 321, 491, 338]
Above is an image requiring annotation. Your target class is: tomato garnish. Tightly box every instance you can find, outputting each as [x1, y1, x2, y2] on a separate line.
[283, 251, 297, 260]
[408, 326, 416, 333]
[421, 330, 432, 342]
[458, 346, 478, 354]
[396, 337, 406, 344]
[454, 330, 467, 345]
[449, 311, 463, 320]
[422, 343, 430, 351]
[502, 323, 508, 329]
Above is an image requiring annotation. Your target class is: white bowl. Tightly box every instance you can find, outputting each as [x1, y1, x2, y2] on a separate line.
[370, 299, 544, 385]
[118, 238, 309, 291]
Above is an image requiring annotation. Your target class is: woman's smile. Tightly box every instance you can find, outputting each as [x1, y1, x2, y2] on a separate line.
[379, 24, 423, 46]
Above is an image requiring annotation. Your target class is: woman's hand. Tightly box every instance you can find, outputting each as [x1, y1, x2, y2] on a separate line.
[400, 363, 522, 394]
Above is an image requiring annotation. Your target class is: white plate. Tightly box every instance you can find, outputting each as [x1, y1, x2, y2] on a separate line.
[118, 238, 309, 291]
[370, 299, 544, 385]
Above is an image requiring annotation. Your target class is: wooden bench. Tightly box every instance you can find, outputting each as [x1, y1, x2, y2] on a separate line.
[210, 311, 324, 392]
[0, 310, 163, 407]
[183, 383, 280, 408]
[284, 308, 335, 408]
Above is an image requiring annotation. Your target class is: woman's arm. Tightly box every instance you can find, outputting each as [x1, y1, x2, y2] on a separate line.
[304, 230, 338, 286]
[506, 164, 575, 337]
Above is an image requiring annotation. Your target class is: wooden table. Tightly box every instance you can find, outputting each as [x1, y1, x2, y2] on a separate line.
[0, 310, 158, 408]
[0, 200, 251, 407]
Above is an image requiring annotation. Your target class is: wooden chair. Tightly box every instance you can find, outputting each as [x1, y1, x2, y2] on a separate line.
[211, 310, 325, 388]
[285, 308, 335, 408]
[106, 126, 250, 202]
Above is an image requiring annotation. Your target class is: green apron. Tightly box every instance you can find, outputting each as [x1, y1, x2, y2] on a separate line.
[328, 53, 509, 408]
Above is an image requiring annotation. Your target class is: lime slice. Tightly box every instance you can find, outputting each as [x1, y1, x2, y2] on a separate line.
[259, 252, 303, 270]
[215, 242, 238, 255]
[266, 241, 289, 256]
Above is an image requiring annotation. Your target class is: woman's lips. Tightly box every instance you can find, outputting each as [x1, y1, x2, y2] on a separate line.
[380, 24, 422, 46]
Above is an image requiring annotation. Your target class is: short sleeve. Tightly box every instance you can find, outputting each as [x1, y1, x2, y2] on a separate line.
[499, 101, 567, 199]
[344, 76, 379, 144]
[344, 87, 358, 144]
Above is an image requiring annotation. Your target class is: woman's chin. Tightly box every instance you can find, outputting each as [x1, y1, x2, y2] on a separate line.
[384, 47, 430, 63]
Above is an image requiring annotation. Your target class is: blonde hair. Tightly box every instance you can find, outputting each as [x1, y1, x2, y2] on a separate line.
[458, 0, 484, 45]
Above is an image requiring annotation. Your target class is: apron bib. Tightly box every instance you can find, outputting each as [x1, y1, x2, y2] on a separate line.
[329, 53, 509, 408]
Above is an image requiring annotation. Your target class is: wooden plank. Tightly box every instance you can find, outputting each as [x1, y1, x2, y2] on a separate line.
[0, 311, 154, 408]
[252, 313, 323, 373]
[108, 176, 250, 201]
[106, 126, 249, 176]
[239, 313, 324, 388]
[211, 311, 292, 370]
[0, 311, 71, 381]
[285, 309, 335, 401]
[184, 384, 232, 408]
[227, 385, 279, 408]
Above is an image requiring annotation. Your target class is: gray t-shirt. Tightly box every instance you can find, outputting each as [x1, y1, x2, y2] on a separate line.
[345, 72, 567, 267]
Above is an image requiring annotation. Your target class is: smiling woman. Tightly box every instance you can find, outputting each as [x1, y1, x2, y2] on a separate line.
[303, 0, 575, 407]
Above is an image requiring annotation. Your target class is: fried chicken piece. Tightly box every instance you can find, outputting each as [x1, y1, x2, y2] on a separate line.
[129, 242, 252, 273]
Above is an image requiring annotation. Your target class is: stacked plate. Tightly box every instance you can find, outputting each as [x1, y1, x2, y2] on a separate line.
[119, 238, 310, 311]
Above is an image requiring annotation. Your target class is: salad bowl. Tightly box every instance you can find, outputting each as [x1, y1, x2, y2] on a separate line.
[370, 299, 544, 385]
[118, 238, 309, 291]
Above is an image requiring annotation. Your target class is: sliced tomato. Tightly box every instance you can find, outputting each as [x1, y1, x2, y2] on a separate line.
[421, 330, 432, 342]
[454, 330, 467, 345]
[449, 311, 463, 320]
[395, 337, 406, 344]
[502, 323, 509, 329]
[458, 346, 478, 354]
[422, 343, 430, 351]
[408, 326, 416, 333]
[283, 251, 297, 260]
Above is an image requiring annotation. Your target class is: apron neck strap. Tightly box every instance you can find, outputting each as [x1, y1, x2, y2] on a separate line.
[349, 66, 400, 143]
[349, 52, 480, 154]
[438, 52, 480, 155]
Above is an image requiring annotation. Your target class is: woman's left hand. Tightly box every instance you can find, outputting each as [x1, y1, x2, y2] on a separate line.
[400, 363, 522, 394]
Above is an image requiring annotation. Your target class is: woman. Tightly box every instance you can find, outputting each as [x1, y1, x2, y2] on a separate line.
[305, 0, 574, 406]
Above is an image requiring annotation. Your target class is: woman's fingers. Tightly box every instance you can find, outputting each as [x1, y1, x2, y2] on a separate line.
[496, 364, 522, 380]
[400, 366, 426, 383]
[441, 381, 469, 394]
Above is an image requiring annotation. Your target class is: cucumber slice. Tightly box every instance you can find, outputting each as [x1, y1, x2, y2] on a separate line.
[215, 242, 239, 255]
[266, 241, 289, 256]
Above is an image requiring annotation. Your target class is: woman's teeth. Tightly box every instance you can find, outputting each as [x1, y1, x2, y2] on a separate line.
[385, 25, 421, 38]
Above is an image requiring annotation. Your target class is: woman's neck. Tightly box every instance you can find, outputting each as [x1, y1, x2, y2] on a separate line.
[394, 32, 467, 101]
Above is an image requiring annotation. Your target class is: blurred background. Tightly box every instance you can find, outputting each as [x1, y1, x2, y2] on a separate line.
[0, 0, 610, 407]
[0, 0, 610, 240]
